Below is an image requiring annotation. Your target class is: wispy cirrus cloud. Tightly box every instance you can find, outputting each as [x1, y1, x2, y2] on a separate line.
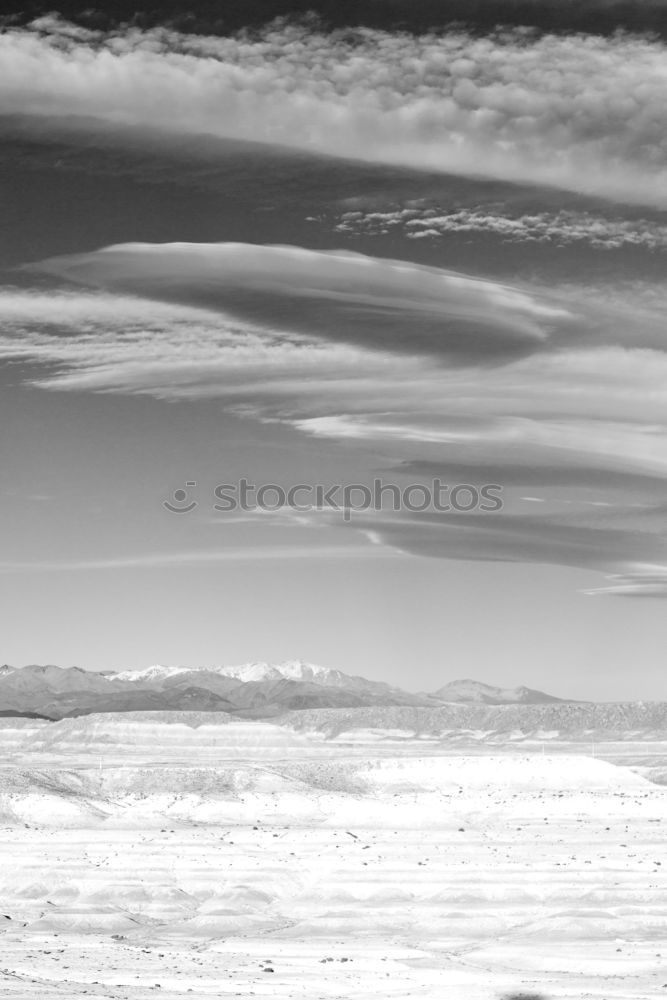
[6, 243, 667, 480]
[0, 543, 390, 573]
[2, 19, 667, 206]
[3, 240, 667, 596]
[0, 285, 384, 398]
[356, 507, 667, 597]
[583, 568, 667, 598]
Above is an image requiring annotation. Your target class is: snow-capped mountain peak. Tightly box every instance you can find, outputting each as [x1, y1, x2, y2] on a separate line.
[109, 660, 400, 694]
[109, 660, 348, 686]
[111, 664, 192, 683]
[110, 661, 325, 684]
[216, 660, 354, 686]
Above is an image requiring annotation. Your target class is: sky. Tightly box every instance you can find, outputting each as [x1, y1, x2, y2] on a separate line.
[1, 7, 667, 699]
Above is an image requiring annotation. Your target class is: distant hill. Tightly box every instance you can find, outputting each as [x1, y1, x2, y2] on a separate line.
[431, 679, 567, 705]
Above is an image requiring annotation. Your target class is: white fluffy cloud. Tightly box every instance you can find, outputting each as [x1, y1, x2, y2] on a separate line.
[2, 19, 667, 206]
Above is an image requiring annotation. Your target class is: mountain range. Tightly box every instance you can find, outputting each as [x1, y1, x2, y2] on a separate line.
[0, 661, 567, 720]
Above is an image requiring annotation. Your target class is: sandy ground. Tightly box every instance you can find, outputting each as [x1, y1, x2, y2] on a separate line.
[0, 715, 666, 999]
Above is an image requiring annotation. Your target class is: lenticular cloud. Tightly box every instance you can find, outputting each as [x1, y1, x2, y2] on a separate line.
[2, 18, 667, 207]
[28, 241, 577, 363]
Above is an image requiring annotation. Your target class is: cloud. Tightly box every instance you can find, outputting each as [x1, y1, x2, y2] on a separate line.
[583, 568, 667, 598]
[0, 285, 393, 398]
[4, 242, 667, 596]
[289, 341, 667, 482]
[26, 242, 577, 364]
[6, 245, 667, 460]
[14, 1, 667, 39]
[5, 247, 667, 485]
[394, 458, 667, 492]
[334, 208, 667, 250]
[0, 543, 391, 573]
[354, 508, 667, 596]
[2, 20, 667, 206]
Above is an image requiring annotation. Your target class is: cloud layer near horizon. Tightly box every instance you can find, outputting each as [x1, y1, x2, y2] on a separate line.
[3, 18, 667, 207]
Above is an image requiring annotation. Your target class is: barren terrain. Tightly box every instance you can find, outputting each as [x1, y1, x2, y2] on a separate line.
[0, 714, 665, 999]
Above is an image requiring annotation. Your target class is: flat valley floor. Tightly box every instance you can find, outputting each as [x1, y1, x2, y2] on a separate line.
[0, 714, 666, 1000]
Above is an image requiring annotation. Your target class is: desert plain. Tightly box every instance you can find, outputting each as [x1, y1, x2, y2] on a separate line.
[0, 712, 665, 1000]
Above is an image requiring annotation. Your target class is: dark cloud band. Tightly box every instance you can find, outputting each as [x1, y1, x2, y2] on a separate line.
[3, 1, 667, 38]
